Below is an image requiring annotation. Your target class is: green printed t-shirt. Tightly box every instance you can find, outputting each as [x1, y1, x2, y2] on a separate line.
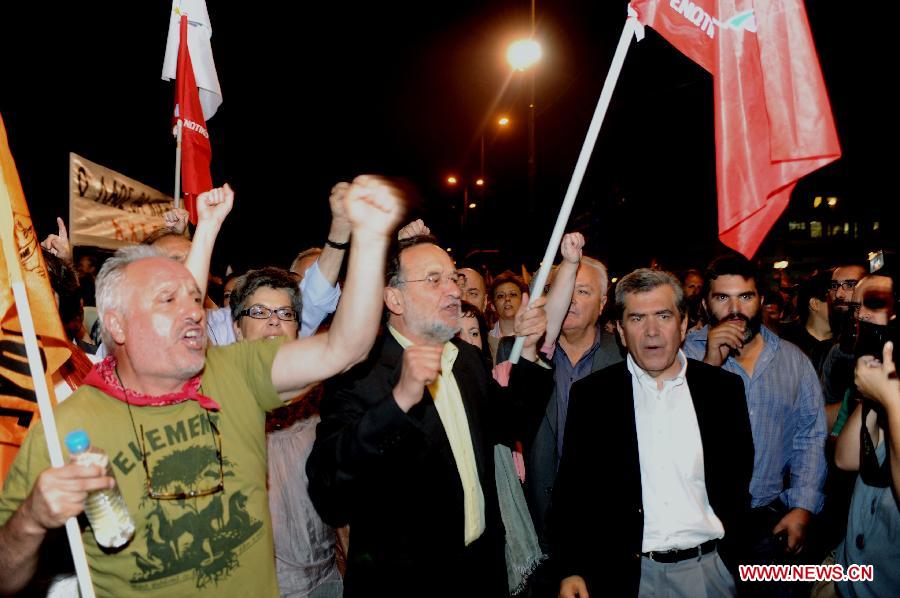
[0, 339, 284, 597]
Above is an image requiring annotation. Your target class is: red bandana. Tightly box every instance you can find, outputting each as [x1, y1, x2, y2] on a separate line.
[82, 356, 221, 410]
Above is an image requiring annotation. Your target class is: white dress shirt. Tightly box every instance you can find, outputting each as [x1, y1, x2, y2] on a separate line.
[628, 350, 725, 552]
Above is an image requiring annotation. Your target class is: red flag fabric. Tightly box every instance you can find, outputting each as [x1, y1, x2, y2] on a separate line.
[174, 14, 213, 224]
[630, 0, 841, 257]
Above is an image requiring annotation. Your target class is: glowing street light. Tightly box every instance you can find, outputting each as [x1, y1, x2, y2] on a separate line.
[507, 38, 542, 71]
[497, 116, 510, 126]
[469, 202, 477, 209]
[475, 178, 484, 186]
[446, 175, 458, 185]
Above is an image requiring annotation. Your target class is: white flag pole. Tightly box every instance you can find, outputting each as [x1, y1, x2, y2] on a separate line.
[509, 15, 641, 364]
[9, 282, 96, 598]
[174, 119, 183, 210]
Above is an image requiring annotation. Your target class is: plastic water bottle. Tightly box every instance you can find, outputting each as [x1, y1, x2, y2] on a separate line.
[64, 429, 135, 548]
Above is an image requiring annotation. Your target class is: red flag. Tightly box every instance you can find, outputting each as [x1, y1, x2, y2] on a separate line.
[630, 0, 841, 257]
[174, 14, 213, 224]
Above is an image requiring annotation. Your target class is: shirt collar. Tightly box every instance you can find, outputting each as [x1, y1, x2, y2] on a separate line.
[626, 349, 687, 390]
[556, 321, 606, 366]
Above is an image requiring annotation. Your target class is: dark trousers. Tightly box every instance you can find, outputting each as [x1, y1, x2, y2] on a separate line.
[738, 499, 816, 598]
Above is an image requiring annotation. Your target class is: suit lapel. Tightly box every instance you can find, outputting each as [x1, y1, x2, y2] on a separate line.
[620, 365, 644, 510]
[383, 334, 456, 467]
[684, 361, 711, 452]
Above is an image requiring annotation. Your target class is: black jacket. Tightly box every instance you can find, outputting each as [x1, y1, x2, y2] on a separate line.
[307, 332, 554, 597]
[548, 358, 754, 597]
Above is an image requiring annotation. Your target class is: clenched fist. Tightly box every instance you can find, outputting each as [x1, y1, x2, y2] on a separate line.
[344, 175, 405, 239]
[393, 344, 444, 412]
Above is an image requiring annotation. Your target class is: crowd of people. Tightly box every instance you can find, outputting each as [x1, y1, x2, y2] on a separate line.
[0, 178, 897, 598]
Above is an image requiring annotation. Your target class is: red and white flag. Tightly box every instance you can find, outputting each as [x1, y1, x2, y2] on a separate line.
[630, 0, 841, 257]
[162, 1, 220, 223]
[162, 0, 222, 120]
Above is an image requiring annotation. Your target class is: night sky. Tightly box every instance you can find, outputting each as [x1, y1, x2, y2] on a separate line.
[1, 1, 892, 279]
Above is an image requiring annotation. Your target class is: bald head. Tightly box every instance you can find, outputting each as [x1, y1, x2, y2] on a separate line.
[457, 267, 487, 312]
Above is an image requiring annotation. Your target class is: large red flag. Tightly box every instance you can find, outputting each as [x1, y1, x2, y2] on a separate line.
[174, 14, 213, 224]
[630, 0, 841, 257]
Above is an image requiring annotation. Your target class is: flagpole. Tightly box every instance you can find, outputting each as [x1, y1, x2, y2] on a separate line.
[9, 281, 96, 598]
[174, 118, 183, 210]
[508, 15, 640, 364]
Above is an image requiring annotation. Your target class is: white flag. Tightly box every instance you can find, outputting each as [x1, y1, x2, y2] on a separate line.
[161, 0, 222, 120]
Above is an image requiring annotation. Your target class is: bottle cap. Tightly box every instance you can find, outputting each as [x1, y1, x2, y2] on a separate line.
[65, 429, 91, 454]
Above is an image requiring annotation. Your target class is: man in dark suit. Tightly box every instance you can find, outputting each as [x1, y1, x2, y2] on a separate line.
[551, 268, 754, 598]
[307, 236, 553, 597]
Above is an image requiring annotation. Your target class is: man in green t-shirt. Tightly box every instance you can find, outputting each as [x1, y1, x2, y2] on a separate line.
[0, 176, 403, 596]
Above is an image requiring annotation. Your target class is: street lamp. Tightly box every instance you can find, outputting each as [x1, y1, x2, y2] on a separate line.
[480, 116, 511, 182]
[506, 38, 542, 71]
[507, 29, 541, 212]
[445, 175, 484, 228]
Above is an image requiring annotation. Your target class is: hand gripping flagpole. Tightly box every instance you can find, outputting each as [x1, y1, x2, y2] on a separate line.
[8, 281, 96, 598]
[509, 12, 643, 364]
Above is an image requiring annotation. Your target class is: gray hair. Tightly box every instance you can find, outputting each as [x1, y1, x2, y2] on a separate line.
[614, 268, 686, 320]
[95, 245, 167, 345]
[580, 256, 610, 297]
[229, 267, 303, 332]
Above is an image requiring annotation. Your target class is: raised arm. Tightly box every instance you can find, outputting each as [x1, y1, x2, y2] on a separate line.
[841, 342, 899, 496]
[183, 184, 234, 297]
[544, 232, 584, 346]
[271, 176, 403, 395]
[314, 182, 352, 286]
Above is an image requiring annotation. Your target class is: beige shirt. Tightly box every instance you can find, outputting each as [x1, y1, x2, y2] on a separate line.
[388, 326, 486, 545]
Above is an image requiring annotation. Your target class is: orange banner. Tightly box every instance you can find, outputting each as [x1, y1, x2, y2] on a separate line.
[0, 114, 71, 482]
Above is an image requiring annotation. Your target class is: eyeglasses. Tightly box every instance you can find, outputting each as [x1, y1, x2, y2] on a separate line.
[829, 279, 859, 292]
[399, 272, 462, 288]
[118, 367, 225, 500]
[124, 398, 225, 500]
[138, 411, 225, 500]
[239, 304, 298, 321]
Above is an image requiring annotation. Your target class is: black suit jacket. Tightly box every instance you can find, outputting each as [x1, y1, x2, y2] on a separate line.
[548, 358, 754, 597]
[307, 332, 554, 597]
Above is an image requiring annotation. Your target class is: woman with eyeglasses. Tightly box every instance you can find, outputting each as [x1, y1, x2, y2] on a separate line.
[230, 267, 345, 598]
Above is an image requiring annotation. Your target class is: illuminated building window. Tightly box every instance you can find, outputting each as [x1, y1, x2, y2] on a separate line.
[810, 222, 822, 238]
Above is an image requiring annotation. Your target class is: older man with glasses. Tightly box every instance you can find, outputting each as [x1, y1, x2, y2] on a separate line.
[307, 234, 553, 597]
[0, 177, 403, 596]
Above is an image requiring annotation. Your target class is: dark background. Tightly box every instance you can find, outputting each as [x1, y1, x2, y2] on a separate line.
[1, 1, 894, 280]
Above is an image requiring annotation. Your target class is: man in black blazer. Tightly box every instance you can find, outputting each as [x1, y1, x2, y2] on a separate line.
[551, 269, 754, 598]
[307, 236, 553, 597]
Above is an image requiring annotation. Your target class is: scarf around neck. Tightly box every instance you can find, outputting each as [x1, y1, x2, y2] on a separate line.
[82, 356, 220, 410]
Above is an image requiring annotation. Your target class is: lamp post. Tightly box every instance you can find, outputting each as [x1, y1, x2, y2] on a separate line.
[446, 175, 484, 230]
[507, 0, 541, 212]
[481, 115, 510, 183]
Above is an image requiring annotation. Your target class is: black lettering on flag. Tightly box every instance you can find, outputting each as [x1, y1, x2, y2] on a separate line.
[0, 405, 33, 428]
